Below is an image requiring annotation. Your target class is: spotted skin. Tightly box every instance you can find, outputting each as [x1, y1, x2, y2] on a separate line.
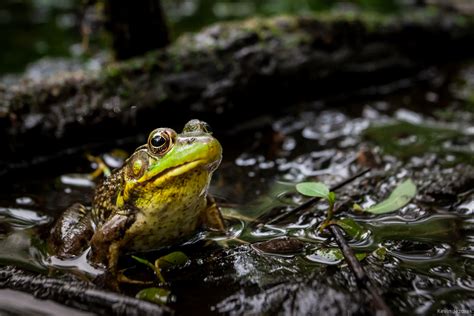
[49, 119, 225, 277]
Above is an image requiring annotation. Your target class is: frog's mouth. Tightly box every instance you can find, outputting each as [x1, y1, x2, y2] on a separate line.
[145, 159, 206, 186]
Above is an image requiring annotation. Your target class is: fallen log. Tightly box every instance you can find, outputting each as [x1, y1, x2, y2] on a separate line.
[1, 10, 473, 164]
[0, 266, 173, 315]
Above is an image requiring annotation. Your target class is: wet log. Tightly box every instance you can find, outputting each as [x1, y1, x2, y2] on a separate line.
[1, 10, 474, 165]
[0, 266, 172, 315]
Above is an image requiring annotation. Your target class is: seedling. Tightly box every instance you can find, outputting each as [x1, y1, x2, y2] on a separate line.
[296, 182, 336, 230]
[132, 251, 189, 284]
[296, 179, 417, 230]
[131, 251, 189, 304]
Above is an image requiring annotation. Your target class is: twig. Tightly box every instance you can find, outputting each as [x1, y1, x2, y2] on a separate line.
[329, 225, 393, 316]
[260, 168, 371, 225]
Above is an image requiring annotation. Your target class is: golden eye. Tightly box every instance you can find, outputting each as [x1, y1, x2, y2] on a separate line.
[148, 129, 175, 155]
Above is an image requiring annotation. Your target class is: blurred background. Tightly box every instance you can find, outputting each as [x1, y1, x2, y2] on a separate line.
[3, 0, 472, 75]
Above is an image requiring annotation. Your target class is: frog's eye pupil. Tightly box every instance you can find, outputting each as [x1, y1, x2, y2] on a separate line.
[151, 135, 166, 148]
[148, 130, 175, 155]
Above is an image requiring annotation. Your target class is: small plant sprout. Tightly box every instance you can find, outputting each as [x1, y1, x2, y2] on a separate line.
[296, 179, 417, 231]
[132, 255, 166, 284]
[132, 251, 189, 285]
[296, 182, 336, 230]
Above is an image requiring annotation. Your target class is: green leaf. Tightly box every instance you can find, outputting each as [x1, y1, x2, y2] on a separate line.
[335, 218, 368, 240]
[312, 248, 343, 264]
[355, 253, 367, 261]
[372, 247, 387, 260]
[310, 248, 366, 265]
[155, 251, 189, 270]
[365, 179, 417, 214]
[296, 182, 330, 199]
[136, 287, 170, 305]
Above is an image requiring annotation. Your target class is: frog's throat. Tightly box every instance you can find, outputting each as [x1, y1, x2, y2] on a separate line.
[116, 159, 205, 208]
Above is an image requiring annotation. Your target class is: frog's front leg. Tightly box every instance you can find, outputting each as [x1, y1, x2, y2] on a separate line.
[201, 196, 226, 232]
[89, 213, 135, 274]
[49, 203, 94, 258]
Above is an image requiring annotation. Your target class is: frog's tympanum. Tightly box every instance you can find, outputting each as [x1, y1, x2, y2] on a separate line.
[49, 119, 225, 277]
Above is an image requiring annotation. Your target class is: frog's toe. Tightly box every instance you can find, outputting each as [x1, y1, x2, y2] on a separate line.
[202, 196, 226, 232]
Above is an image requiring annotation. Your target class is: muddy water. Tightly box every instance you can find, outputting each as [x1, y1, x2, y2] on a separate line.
[0, 65, 473, 314]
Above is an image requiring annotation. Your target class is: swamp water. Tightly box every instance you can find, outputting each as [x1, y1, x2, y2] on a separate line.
[0, 65, 473, 315]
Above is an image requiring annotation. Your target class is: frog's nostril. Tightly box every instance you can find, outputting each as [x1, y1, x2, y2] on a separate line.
[203, 123, 212, 134]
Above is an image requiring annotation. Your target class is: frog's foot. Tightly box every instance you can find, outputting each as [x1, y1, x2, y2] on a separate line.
[202, 196, 226, 232]
[117, 271, 154, 285]
[86, 154, 111, 179]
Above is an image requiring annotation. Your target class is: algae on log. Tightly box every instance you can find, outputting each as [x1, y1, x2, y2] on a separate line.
[1, 11, 474, 165]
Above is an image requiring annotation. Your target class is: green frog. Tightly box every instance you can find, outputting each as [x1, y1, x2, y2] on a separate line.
[49, 119, 225, 277]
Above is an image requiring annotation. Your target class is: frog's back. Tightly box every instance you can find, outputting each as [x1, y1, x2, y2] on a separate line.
[92, 168, 124, 226]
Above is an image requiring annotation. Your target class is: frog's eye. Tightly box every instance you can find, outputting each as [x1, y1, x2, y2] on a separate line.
[148, 129, 175, 155]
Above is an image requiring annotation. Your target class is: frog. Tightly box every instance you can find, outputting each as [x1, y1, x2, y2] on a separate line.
[49, 119, 225, 279]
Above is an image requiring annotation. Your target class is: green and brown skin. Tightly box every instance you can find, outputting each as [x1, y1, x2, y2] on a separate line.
[49, 119, 225, 276]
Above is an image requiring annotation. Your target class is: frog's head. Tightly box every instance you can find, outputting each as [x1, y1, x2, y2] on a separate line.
[117, 119, 222, 208]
